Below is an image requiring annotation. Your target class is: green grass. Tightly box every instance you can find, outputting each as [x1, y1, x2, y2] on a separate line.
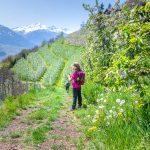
[24, 87, 64, 145]
[27, 108, 50, 121]
[51, 143, 66, 150]
[10, 131, 22, 139]
[73, 84, 150, 150]
[31, 124, 51, 144]
[0, 91, 36, 128]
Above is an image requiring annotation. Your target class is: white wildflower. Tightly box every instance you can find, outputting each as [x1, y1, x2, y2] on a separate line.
[96, 99, 100, 103]
[120, 108, 124, 113]
[109, 110, 113, 114]
[99, 105, 105, 109]
[92, 118, 97, 123]
[106, 73, 109, 78]
[113, 111, 118, 118]
[116, 99, 121, 103]
[100, 98, 104, 101]
[95, 110, 99, 114]
[134, 101, 138, 104]
[120, 100, 126, 106]
[103, 99, 107, 103]
[87, 115, 90, 118]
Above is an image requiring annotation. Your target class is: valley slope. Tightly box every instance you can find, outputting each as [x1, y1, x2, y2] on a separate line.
[12, 38, 84, 86]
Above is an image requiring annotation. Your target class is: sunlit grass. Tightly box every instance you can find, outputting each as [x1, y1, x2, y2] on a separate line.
[24, 87, 64, 145]
[74, 88, 149, 149]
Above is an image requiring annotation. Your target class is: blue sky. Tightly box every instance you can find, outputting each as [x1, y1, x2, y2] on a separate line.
[0, 0, 125, 32]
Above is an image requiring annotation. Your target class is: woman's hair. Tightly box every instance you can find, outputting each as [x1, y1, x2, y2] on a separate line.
[73, 62, 81, 71]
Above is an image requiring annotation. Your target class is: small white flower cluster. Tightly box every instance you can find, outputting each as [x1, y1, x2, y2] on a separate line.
[116, 99, 126, 106]
[99, 105, 105, 109]
[87, 104, 94, 108]
[90, 96, 127, 127]
[96, 98, 107, 103]
[92, 115, 97, 123]
[105, 109, 118, 119]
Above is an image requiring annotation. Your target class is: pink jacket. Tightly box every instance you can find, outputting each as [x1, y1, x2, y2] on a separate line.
[71, 71, 81, 89]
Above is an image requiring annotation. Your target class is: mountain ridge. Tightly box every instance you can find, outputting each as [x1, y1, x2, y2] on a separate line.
[13, 23, 69, 34]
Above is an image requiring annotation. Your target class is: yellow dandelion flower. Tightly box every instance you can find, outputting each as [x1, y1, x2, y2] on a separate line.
[88, 126, 97, 132]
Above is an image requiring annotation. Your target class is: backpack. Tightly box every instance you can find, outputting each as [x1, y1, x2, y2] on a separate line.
[65, 81, 70, 87]
[76, 71, 85, 85]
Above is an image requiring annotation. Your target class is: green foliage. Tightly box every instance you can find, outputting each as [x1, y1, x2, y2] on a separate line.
[82, 81, 104, 104]
[81, 1, 150, 149]
[82, 2, 150, 94]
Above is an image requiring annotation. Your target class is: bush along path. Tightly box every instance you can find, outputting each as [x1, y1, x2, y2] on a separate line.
[0, 87, 84, 150]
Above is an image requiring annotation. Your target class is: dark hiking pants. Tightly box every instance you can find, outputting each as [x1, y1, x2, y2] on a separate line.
[72, 88, 82, 109]
[66, 86, 69, 93]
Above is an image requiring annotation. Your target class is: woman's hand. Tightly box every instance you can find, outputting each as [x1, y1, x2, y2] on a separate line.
[68, 74, 71, 81]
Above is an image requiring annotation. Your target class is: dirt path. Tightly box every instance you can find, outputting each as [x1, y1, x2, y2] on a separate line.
[0, 91, 83, 150]
[40, 94, 82, 150]
[0, 107, 39, 150]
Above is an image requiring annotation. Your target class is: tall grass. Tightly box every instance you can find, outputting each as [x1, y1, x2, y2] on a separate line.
[74, 83, 150, 149]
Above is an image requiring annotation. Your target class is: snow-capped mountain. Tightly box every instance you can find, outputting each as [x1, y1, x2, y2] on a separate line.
[0, 23, 70, 61]
[13, 23, 69, 34]
[0, 25, 33, 47]
[0, 24, 34, 61]
[13, 23, 69, 45]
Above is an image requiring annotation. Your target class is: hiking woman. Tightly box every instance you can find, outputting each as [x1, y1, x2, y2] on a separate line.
[68, 62, 85, 110]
